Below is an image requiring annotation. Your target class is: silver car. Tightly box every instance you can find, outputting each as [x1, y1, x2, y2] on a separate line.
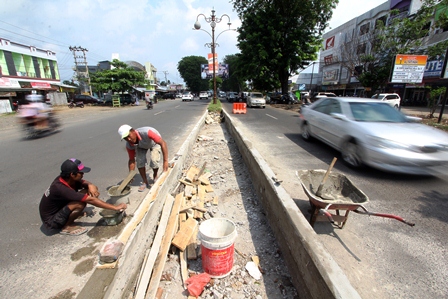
[247, 92, 266, 108]
[299, 97, 448, 175]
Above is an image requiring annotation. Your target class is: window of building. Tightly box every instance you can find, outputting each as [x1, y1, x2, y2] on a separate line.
[357, 43, 367, 54]
[360, 23, 370, 35]
[375, 16, 387, 29]
[324, 55, 334, 65]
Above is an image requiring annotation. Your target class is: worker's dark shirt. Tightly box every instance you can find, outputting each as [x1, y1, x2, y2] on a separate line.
[39, 176, 87, 225]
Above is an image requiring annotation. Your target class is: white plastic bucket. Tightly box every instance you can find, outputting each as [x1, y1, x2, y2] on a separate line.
[198, 218, 237, 278]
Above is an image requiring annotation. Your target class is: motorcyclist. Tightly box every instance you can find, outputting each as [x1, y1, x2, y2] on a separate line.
[17, 94, 52, 128]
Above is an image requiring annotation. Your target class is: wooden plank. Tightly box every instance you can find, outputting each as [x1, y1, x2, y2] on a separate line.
[134, 194, 175, 299]
[204, 184, 214, 193]
[179, 212, 187, 231]
[187, 225, 198, 260]
[213, 196, 219, 205]
[198, 185, 206, 202]
[179, 205, 207, 213]
[197, 162, 207, 180]
[145, 192, 183, 299]
[171, 217, 198, 251]
[179, 249, 189, 288]
[179, 179, 194, 187]
[155, 287, 164, 299]
[184, 185, 194, 198]
[185, 165, 200, 183]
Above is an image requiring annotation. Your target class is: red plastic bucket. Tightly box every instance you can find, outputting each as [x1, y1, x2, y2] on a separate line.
[198, 218, 237, 278]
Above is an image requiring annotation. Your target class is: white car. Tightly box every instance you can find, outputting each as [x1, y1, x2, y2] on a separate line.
[247, 92, 266, 108]
[371, 93, 401, 109]
[199, 91, 209, 100]
[300, 97, 448, 175]
[182, 92, 193, 102]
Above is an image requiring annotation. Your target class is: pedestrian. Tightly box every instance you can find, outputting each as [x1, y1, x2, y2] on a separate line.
[118, 124, 169, 192]
[39, 158, 127, 236]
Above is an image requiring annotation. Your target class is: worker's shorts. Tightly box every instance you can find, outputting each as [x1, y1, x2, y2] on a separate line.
[45, 205, 72, 229]
[135, 144, 161, 169]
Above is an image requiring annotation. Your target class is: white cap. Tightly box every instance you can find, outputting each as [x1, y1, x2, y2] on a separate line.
[118, 124, 132, 139]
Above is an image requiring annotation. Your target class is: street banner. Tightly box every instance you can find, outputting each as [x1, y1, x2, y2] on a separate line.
[201, 63, 229, 79]
[208, 53, 219, 74]
[391, 54, 428, 83]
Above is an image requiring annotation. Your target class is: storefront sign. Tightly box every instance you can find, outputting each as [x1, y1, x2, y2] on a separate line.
[30, 82, 51, 89]
[424, 54, 445, 78]
[0, 78, 20, 88]
[391, 54, 427, 83]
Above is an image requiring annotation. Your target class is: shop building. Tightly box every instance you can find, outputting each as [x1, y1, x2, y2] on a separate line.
[0, 37, 62, 112]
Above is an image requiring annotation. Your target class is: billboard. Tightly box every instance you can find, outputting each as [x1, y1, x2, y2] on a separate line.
[201, 63, 229, 79]
[391, 54, 427, 83]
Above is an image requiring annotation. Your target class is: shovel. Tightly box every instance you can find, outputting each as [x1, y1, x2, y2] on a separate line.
[315, 157, 337, 198]
[116, 169, 137, 195]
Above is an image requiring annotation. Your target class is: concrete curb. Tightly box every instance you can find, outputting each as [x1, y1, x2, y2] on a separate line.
[77, 110, 208, 299]
[223, 109, 361, 299]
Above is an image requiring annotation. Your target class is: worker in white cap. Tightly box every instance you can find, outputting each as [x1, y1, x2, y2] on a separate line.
[118, 124, 169, 191]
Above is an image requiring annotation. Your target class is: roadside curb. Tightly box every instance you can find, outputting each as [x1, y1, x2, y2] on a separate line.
[223, 109, 361, 299]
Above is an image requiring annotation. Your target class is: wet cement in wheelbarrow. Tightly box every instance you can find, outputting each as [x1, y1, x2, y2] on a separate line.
[297, 169, 368, 204]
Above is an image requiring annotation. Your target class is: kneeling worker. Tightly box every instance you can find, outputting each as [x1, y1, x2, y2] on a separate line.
[39, 158, 127, 236]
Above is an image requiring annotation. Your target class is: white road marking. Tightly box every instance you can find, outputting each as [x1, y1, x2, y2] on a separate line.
[154, 111, 165, 115]
[266, 114, 277, 120]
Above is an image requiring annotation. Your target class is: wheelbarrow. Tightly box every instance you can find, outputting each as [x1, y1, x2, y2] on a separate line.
[296, 169, 415, 229]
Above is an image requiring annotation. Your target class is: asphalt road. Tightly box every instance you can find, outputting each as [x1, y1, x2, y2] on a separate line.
[221, 101, 448, 298]
[0, 98, 208, 298]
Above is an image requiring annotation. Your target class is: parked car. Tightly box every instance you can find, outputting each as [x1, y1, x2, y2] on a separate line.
[246, 92, 266, 108]
[266, 92, 281, 104]
[371, 93, 401, 109]
[199, 91, 209, 100]
[309, 92, 337, 103]
[176, 93, 182, 98]
[227, 92, 237, 102]
[162, 93, 176, 99]
[182, 92, 194, 101]
[73, 94, 104, 105]
[299, 97, 448, 175]
[218, 91, 226, 98]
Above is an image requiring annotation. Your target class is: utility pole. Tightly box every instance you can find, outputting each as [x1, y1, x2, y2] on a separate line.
[162, 71, 169, 84]
[69, 46, 92, 95]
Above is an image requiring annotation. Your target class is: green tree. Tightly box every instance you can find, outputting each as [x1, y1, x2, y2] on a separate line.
[232, 0, 337, 94]
[90, 59, 146, 94]
[221, 54, 247, 92]
[177, 56, 209, 93]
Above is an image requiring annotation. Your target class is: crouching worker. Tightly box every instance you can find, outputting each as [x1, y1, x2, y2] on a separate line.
[39, 158, 127, 236]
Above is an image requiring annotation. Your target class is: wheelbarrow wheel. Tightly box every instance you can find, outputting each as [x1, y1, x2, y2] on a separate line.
[341, 139, 363, 168]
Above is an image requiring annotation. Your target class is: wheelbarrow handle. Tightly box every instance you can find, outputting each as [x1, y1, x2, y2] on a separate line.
[353, 208, 415, 227]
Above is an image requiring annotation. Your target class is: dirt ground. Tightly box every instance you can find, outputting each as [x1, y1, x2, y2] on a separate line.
[152, 112, 298, 299]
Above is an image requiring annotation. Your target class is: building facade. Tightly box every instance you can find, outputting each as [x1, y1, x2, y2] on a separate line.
[317, 0, 448, 104]
[0, 37, 62, 110]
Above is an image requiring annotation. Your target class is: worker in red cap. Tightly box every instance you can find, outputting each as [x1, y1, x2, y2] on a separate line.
[39, 158, 127, 236]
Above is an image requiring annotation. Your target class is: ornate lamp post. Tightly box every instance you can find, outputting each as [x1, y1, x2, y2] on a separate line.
[194, 9, 235, 104]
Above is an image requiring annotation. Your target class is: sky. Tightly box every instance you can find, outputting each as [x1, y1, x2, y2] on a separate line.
[0, 0, 387, 84]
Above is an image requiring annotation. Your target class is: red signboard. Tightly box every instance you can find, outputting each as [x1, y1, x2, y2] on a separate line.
[31, 82, 51, 88]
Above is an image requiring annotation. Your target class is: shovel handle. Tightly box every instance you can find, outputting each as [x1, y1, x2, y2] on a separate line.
[322, 157, 338, 185]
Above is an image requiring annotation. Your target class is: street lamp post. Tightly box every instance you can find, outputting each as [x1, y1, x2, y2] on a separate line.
[194, 9, 234, 105]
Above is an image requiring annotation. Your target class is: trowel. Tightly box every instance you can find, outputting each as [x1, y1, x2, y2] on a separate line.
[115, 169, 137, 195]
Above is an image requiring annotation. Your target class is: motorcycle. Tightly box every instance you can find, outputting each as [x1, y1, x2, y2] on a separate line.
[18, 112, 61, 139]
[146, 99, 153, 110]
[68, 101, 84, 108]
